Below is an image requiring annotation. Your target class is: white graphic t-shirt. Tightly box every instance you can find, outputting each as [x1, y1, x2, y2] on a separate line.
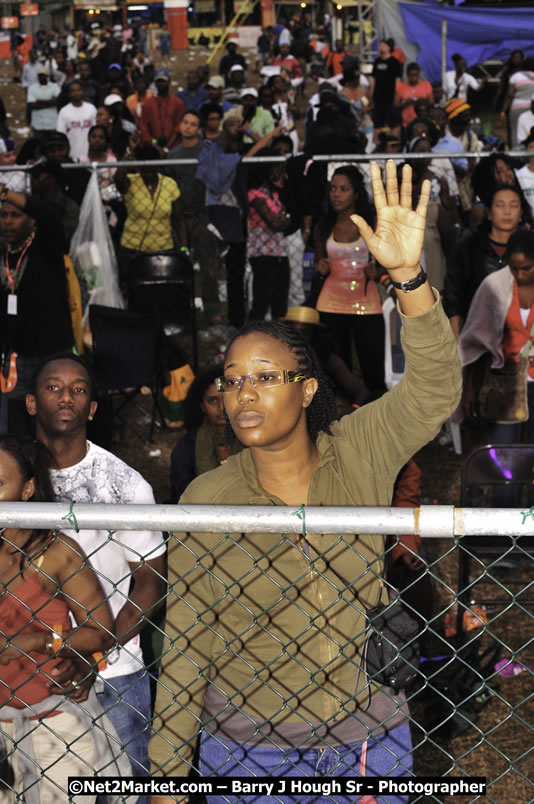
[56, 101, 97, 160]
[51, 441, 166, 679]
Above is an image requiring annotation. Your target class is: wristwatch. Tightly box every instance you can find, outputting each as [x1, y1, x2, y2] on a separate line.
[390, 267, 427, 293]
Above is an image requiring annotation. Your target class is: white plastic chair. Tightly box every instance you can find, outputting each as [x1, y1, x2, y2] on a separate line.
[382, 295, 405, 390]
[382, 296, 462, 454]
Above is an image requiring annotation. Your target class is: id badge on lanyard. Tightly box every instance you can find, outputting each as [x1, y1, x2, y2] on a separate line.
[4, 233, 35, 310]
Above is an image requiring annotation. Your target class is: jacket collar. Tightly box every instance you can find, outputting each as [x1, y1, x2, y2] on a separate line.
[235, 431, 336, 505]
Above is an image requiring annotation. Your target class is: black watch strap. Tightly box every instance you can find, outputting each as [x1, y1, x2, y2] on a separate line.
[390, 267, 428, 293]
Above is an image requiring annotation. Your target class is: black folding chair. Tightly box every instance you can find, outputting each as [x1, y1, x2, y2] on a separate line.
[127, 251, 198, 371]
[457, 443, 534, 637]
[89, 304, 164, 442]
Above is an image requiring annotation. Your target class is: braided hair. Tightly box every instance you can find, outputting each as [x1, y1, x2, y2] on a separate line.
[225, 321, 337, 442]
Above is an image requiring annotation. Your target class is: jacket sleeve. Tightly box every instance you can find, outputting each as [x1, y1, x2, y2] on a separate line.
[458, 268, 512, 370]
[391, 460, 422, 562]
[149, 520, 218, 777]
[338, 291, 462, 486]
[443, 232, 472, 319]
[170, 430, 197, 504]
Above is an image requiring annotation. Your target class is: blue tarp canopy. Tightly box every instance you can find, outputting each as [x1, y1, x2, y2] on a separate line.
[398, 3, 534, 83]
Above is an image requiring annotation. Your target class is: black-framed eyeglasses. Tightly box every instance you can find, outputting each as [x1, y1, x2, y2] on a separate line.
[215, 370, 308, 393]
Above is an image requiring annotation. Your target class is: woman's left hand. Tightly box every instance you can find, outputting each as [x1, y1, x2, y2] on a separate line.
[0, 635, 13, 665]
[0, 633, 41, 665]
[351, 160, 430, 280]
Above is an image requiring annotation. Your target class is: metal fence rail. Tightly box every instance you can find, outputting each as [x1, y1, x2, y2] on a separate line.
[1, 500, 534, 535]
[1, 147, 526, 340]
[0, 504, 533, 803]
[0, 150, 531, 172]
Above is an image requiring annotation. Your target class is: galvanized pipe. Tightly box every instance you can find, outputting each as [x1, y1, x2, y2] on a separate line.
[0, 503, 533, 538]
[0, 151, 528, 173]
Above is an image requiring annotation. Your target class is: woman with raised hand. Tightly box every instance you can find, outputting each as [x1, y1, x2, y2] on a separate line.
[150, 162, 462, 804]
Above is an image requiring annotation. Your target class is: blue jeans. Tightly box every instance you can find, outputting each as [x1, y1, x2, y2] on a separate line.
[96, 669, 151, 803]
[199, 722, 413, 804]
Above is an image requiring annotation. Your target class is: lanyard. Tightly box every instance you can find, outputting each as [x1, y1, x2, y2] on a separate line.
[4, 233, 35, 292]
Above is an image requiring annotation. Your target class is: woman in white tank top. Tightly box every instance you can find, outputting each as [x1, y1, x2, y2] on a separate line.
[314, 165, 386, 392]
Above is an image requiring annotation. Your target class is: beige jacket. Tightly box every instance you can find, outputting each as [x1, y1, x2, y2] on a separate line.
[150, 294, 462, 775]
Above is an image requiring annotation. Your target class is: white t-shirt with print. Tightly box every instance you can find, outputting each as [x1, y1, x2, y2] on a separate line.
[50, 441, 166, 679]
[56, 101, 97, 160]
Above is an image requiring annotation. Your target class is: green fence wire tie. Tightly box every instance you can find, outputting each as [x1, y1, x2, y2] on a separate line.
[520, 506, 534, 525]
[61, 501, 80, 533]
[292, 503, 306, 539]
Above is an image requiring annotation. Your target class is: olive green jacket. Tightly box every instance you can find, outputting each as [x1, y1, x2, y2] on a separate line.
[150, 294, 462, 776]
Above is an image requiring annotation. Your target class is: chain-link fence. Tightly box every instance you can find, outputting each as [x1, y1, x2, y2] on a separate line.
[0, 502, 532, 803]
[1, 147, 528, 340]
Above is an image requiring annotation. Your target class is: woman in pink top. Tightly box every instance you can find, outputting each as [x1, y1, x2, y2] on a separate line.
[315, 166, 386, 392]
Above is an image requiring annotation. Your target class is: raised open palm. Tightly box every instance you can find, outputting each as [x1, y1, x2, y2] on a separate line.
[351, 160, 430, 277]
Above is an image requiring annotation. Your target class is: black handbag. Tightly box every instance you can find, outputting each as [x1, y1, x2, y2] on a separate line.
[363, 599, 420, 693]
[306, 539, 421, 694]
[467, 320, 534, 425]
[477, 349, 530, 424]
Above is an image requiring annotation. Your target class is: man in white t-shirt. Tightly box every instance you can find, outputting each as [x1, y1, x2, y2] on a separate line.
[517, 94, 534, 146]
[56, 80, 96, 161]
[26, 353, 166, 795]
[27, 66, 60, 137]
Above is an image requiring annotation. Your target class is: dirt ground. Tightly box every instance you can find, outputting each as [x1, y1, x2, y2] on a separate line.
[1, 47, 532, 804]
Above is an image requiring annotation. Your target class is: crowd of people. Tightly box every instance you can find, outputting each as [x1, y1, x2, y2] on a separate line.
[0, 15, 532, 802]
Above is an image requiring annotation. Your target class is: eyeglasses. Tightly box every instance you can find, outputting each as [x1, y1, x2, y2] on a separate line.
[215, 370, 307, 393]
